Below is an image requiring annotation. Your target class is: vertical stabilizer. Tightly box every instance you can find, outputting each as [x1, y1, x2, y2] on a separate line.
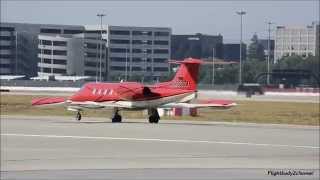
[165, 58, 202, 90]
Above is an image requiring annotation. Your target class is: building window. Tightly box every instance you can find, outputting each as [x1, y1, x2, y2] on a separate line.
[132, 58, 142, 62]
[132, 67, 142, 71]
[110, 30, 130, 35]
[53, 59, 67, 65]
[43, 59, 51, 64]
[132, 49, 152, 53]
[41, 40, 52, 46]
[143, 49, 152, 53]
[85, 43, 98, 49]
[110, 57, 127, 62]
[111, 66, 125, 71]
[154, 67, 168, 71]
[40, 28, 61, 34]
[84, 70, 96, 76]
[0, 45, 12, 50]
[110, 39, 130, 44]
[63, 29, 83, 34]
[53, 41, 67, 46]
[53, 68, 66, 74]
[154, 31, 169, 36]
[132, 40, 152, 45]
[154, 40, 168, 45]
[0, 36, 12, 40]
[42, 49, 51, 55]
[132, 49, 142, 53]
[53, 50, 67, 56]
[86, 52, 97, 58]
[0, 64, 11, 68]
[85, 61, 99, 67]
[132, 31, 152, 36]
[0, 54, 12, 58]
[110, 48, 127, 53]
[0, 27, 15, 31]
[85, 30, 107, 34]
[154, 49, 169, 54]
[43, 68, 51, 73]
[153, 58, 166, 63]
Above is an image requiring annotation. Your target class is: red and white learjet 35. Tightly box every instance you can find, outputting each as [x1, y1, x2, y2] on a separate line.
[32, 58, 236, 123]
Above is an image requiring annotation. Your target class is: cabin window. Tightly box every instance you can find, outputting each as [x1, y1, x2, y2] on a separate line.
[97, 89, 102, 95]
[103, 89, 108, 95]
[92, 88, 96, 94]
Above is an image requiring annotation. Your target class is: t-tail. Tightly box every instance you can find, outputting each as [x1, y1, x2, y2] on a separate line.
[156, 58, 202, 91]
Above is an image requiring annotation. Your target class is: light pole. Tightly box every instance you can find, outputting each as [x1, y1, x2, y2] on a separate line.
[267, 21, 273, 85]
[97, 13, 106, 82]
[236, 10, 246, 85]
[212, 48, 215, 87]
[15, 31, 18, 75]
[125, 48, 128, 81]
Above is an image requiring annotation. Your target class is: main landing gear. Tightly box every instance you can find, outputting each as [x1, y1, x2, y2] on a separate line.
[76, 111, 82, 121]
[74, 108, 159, 124]
[112, 108, 122, 123]
[148, 108, 160, 124]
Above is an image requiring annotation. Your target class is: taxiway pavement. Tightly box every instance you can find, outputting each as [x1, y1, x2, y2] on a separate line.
[1, 116, 319, 179]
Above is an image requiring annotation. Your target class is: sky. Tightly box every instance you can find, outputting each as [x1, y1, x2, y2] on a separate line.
[1, 0, 319, 43]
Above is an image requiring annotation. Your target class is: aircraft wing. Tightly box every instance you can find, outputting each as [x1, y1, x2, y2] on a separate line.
[32, 97, 128, 109]
[31, 97, 66, 106]
[161, 99, 236, 109]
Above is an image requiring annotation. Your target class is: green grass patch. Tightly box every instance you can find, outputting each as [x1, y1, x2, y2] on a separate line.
[1, 94, 319, 126]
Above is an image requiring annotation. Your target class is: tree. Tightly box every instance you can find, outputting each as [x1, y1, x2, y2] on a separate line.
[273, 55, 320, 86]
[242, 59, 267, 83]
[247, 33, 265, 61]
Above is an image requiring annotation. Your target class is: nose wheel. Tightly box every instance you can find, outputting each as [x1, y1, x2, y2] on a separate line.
[76, 111, 82, 121]
[112, 108, 122, 123]
[148, 108, 160, 123]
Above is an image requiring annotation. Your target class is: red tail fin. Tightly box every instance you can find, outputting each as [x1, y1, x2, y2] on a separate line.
[166, 58, 202, 90]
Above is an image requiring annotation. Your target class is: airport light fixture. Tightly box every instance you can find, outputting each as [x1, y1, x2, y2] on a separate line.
[236, 10, 246, 85]
[212, 48, 215, 86]
[97, 13, 106, 82]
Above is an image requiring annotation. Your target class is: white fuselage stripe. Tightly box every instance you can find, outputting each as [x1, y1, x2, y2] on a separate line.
[2, 133, 318, 149]
[71, 92, 196, 109]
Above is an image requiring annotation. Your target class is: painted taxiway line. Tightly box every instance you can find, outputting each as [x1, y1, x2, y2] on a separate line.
[2, 133, 319, 149]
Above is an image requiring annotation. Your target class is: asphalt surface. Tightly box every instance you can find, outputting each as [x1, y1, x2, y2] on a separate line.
[1, 116, 319, 179]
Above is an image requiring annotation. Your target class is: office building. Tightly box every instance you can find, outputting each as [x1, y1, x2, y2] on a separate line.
[222, 43, 247, 61]
[38, 30, 106, 79]
[0, 23, 39, 76]
[171, 33, 223, 60]
[274, 22, 320, 62]
[1, 23, 171, 81]
[258, 39, 275, 61]
[107, 25, 171, 81]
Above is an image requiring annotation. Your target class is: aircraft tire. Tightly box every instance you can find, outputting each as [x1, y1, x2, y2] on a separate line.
[149, 116, 154, 123]
[148, 115, 159, 124]
[148, 108, 160, 123]
[112, 114, 122, 123]
[76, 112, 81, 121]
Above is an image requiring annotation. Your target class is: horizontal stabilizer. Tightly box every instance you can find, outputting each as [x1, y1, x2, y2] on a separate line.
[161, 99, 236, 109]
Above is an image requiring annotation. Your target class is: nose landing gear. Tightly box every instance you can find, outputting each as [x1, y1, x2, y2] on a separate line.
[76, 111, 82, 121]
[112, 108, 122, 123]
[148, 108, 160, 124]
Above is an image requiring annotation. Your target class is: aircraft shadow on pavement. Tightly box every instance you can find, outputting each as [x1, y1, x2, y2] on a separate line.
[50, 119, 301, 130]
[53, 119, 233, 127]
